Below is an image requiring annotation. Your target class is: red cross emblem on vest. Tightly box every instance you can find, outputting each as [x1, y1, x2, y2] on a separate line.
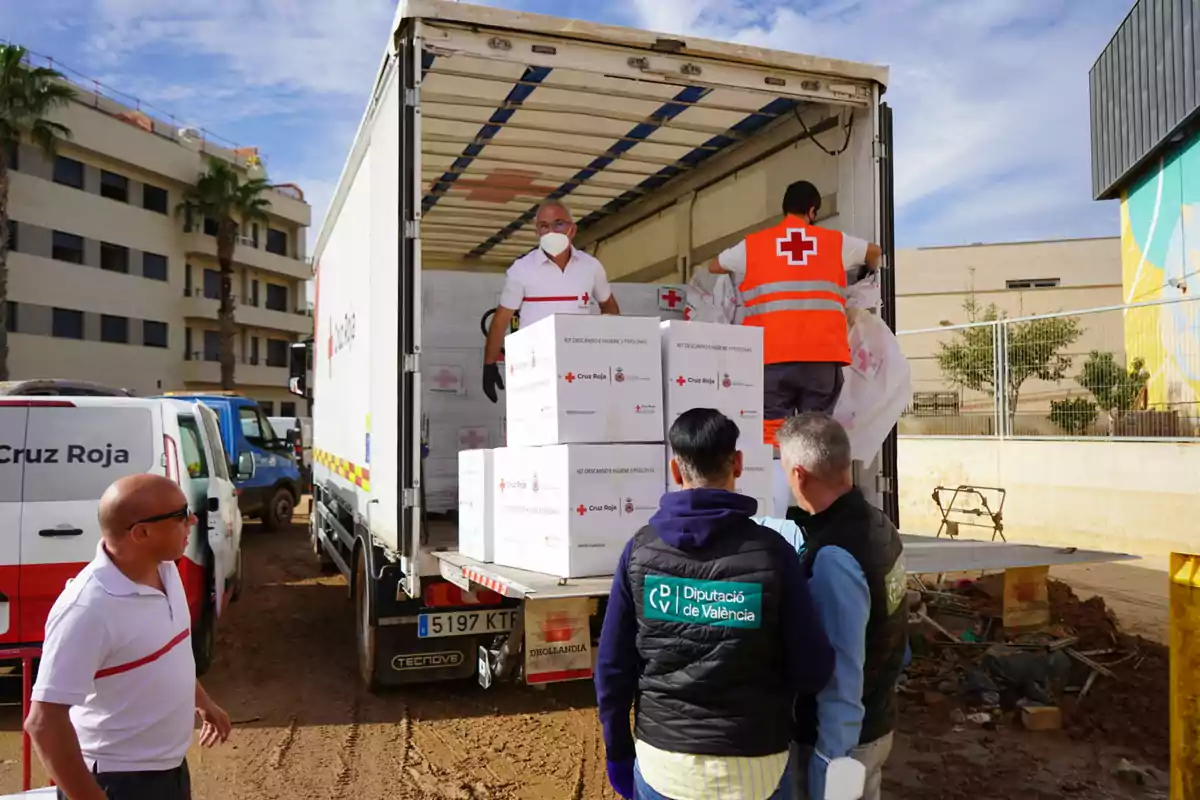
[777, 228, 818, 266]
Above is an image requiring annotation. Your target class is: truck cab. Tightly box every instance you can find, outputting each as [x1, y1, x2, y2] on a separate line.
[159, 393, 301, 531]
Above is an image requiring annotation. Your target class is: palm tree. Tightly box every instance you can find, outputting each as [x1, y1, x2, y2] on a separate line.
[177, 157, 271, 389]
[0, 45, 75, 380]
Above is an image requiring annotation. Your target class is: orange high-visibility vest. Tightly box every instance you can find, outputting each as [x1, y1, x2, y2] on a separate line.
[740, 216, 851, 366]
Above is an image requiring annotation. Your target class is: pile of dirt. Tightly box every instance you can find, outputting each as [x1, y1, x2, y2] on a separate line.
[904, 577, 1170, 768]
[1049, 580, 1170, 765]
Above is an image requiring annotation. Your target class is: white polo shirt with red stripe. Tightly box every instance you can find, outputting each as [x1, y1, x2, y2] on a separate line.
[32, 544, 196, 772]
[498, 246, 613, 329]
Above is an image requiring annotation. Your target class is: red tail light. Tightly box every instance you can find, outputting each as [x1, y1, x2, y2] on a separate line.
[423, 582, 502, 608]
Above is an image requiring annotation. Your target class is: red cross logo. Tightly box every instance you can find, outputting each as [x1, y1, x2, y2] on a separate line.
[659, 288, 682, 309]
[434, 369, 458, 389]
[635, 405, 642, 412]
[564, 372, 576, 383]
[460, 428, 487, 449]
[777, 228, 818, 266]
[675, 376, 686, 386]
[581, 292, 590, 305]
[498, 479, 506, 492]
[576, 504, 587, 516]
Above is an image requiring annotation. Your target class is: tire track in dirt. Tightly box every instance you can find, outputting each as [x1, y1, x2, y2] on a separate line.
[268, 715, 298, 770]
[333, 695, 363, 794]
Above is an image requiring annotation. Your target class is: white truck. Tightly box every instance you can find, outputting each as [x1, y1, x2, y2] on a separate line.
[291, 0, 900, 690]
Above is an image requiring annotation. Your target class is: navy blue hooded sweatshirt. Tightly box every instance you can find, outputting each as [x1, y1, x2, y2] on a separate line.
[595, 488, 835, 763]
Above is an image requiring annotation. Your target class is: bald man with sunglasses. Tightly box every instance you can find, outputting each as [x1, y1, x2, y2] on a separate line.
[26, 474, 232, 800]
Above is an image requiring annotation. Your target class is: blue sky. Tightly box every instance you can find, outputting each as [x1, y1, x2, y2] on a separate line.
[1, 0, 1135, 250]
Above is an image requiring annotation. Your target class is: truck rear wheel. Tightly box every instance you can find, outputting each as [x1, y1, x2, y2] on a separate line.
[193, 601, 215, 676]
[354, 547, 380, 692]
[262, 487, 295, 532]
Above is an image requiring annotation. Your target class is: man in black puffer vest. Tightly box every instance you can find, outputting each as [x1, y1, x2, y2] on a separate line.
[595, 409, 834, 800]
[769, 413, 908, 800]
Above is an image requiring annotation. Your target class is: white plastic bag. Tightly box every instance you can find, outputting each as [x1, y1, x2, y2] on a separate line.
[683, 270, 737, 324]
[832, 310, 911, 463]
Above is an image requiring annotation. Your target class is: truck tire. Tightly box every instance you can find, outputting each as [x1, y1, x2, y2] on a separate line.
[193, 601, 215, 677]
[262, 487, 295, 532]
[354, 547, 380, 692]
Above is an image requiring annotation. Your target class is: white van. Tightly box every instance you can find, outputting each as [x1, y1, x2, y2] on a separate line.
[0, 396, 243, 674]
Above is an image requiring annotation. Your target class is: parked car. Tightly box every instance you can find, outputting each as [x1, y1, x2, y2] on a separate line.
[0, 395, 243, 674]
[159, 393, 302, 531]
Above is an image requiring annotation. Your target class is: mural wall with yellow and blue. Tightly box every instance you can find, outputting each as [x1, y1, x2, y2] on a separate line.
[1121, 132, 1200, 421]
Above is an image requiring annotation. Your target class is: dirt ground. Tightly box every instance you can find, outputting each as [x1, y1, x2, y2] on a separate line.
[0, 516, 1171, 799]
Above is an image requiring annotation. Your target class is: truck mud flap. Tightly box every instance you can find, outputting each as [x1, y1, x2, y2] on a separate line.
[374, 623, 479, 686]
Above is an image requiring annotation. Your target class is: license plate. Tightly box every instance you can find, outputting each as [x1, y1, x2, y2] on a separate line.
[418, 609, 518, 638]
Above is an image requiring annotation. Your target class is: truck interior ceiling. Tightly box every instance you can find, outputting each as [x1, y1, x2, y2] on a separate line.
[415, 27, 879, 284]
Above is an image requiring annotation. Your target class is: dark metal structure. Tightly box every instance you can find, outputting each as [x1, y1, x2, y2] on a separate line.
[1090, 0, 1200, 199]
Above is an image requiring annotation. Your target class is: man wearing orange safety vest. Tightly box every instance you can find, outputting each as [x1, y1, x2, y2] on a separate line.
[709, 180, 882, 447]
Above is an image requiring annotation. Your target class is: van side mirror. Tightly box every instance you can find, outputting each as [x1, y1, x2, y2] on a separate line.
[288, 341, 309, 398]
[236, 451, 256, 481]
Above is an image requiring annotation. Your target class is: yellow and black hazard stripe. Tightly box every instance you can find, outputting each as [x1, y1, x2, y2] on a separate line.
[314, 448, 371, 491]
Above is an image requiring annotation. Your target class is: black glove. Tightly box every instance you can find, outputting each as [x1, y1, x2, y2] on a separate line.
[482, 363, 505, 404]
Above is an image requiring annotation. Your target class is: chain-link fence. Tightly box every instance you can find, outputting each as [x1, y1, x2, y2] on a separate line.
[897, 296, 1200, 438]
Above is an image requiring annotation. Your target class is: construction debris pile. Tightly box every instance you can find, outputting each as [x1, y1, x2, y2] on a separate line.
[900, 575, 1169, 768]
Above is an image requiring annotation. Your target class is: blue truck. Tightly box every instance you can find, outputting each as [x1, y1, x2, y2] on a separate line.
[159, 392, 303, 531]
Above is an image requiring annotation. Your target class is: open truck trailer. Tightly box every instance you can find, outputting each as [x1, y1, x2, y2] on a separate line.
[290, 0, 1135, 691]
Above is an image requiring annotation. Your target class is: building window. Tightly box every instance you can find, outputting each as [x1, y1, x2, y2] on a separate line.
[250, 280, 260, 307]
[100, 242, 130, 274]
[6, 302, 16, 334]
[51, 231, 84, 264]
[100, 170, 128, 203]
[258, 401, 275, 416]
[204, 330, 220, 362]
[143, 320, 169, 349]
[143, 252, 168, 281]
[143, 184, 168, 214]
[53, 156, 84, 189]
[185, 264, 194, 296]
[266, 338, 288, 367]
[249, 336, 259, 365]
[6, 220, 15, 253]
[280, 401, 297, 418]
[252, 223, 260, 248]
[184, 327, 193, 359]
[265, 283, 288, 312]
[203, 269, 221, 300]
[100, 314, 129, 344]
[52, 308, 84, 340]
[1006, 278, 1061, 290]
[266, 228, 288, 256]
[5, 143, 16, 171]
[203, 217, 220, 237]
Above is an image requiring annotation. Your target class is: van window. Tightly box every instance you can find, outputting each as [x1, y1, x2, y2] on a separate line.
[23, 407, 155, 502]
[238, 406, 276, 447]
[178, 417, 209, 479]
[199, 410, 230, 480]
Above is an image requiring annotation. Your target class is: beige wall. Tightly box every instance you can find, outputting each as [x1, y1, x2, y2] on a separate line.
[896, 237, 1124, 433]
[6, 84, 313, 411]
[898, 437, 1196, 569]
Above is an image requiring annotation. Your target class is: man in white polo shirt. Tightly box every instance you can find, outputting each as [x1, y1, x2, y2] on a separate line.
[26, 474, 232, 800]
[481, 200, 621, 403]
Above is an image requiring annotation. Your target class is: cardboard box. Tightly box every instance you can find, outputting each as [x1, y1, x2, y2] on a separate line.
[492, 444, 665, 578]
[660, 320, 764, 444]
[457, 449, 495, 562]
[504, 315, 664, 446]
[664, 442, 774, 516]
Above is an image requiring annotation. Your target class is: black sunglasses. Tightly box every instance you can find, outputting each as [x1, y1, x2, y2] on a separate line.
[129, 503, 192, 529]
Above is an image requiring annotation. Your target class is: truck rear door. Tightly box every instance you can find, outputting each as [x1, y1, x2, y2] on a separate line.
[0, 404, 28, 644]
[18, 400, 160, 642]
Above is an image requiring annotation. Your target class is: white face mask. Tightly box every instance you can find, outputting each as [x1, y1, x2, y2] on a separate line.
[540, 232, 571, 257]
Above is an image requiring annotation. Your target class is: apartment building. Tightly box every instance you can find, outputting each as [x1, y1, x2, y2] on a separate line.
[4, 80, 312, 416]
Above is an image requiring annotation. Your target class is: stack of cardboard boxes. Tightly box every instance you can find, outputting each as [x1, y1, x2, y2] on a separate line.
[458, 314, 766, 579]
